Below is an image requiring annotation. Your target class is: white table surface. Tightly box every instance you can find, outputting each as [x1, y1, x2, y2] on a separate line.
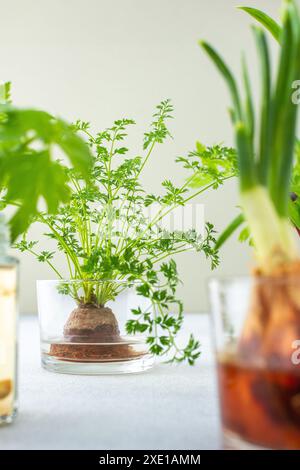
[0, 314, 221, 450]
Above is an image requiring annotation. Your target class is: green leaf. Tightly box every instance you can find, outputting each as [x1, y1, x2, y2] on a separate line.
[0, 82, 11, 104]
[0, 105, 92, 239]
[1, 150, 70, 239]
[180, 144, 237, 191]
[235, 121, 256, 191]
[238, 226, 251, 243]
[0, 107, 55, 142]
[143, 99, 173, 150]
[289, 198, 300, 228]
[215, 213, 245, 250]
[253, 27, 272, 186]
[238, 6, 282, 42]
[241, 55, 255, 145]
[199, 40, 242, 120]
[195, 141, 206, 153]
[0, 107, 92, 176]
[57, 123, 93, 179]
[269, 1, 300, 216]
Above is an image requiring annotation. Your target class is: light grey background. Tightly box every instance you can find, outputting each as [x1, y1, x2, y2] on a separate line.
[0, 0, 284, 313]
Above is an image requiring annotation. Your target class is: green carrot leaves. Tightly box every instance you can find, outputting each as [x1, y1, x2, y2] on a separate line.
[15, 101, 225, 364]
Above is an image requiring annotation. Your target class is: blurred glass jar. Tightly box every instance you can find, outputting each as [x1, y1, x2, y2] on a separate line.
[0, 215, 18, 425]
[209, 276, 300, 450]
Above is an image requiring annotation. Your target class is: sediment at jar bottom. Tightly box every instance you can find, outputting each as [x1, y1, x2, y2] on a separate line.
[49, 303, 144, 362]
[0, 380, 12, 400]
[218, 356, 300, 449]
[0, 379, 14, 418]
[238, 261, 300, 369]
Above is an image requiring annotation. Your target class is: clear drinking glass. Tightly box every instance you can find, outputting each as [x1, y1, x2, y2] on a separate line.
[209, 276, 300, 450]
[37, 279, 154, 375]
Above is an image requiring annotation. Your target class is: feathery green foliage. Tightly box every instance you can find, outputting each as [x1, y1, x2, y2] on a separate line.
[14, 101, 236, 363]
